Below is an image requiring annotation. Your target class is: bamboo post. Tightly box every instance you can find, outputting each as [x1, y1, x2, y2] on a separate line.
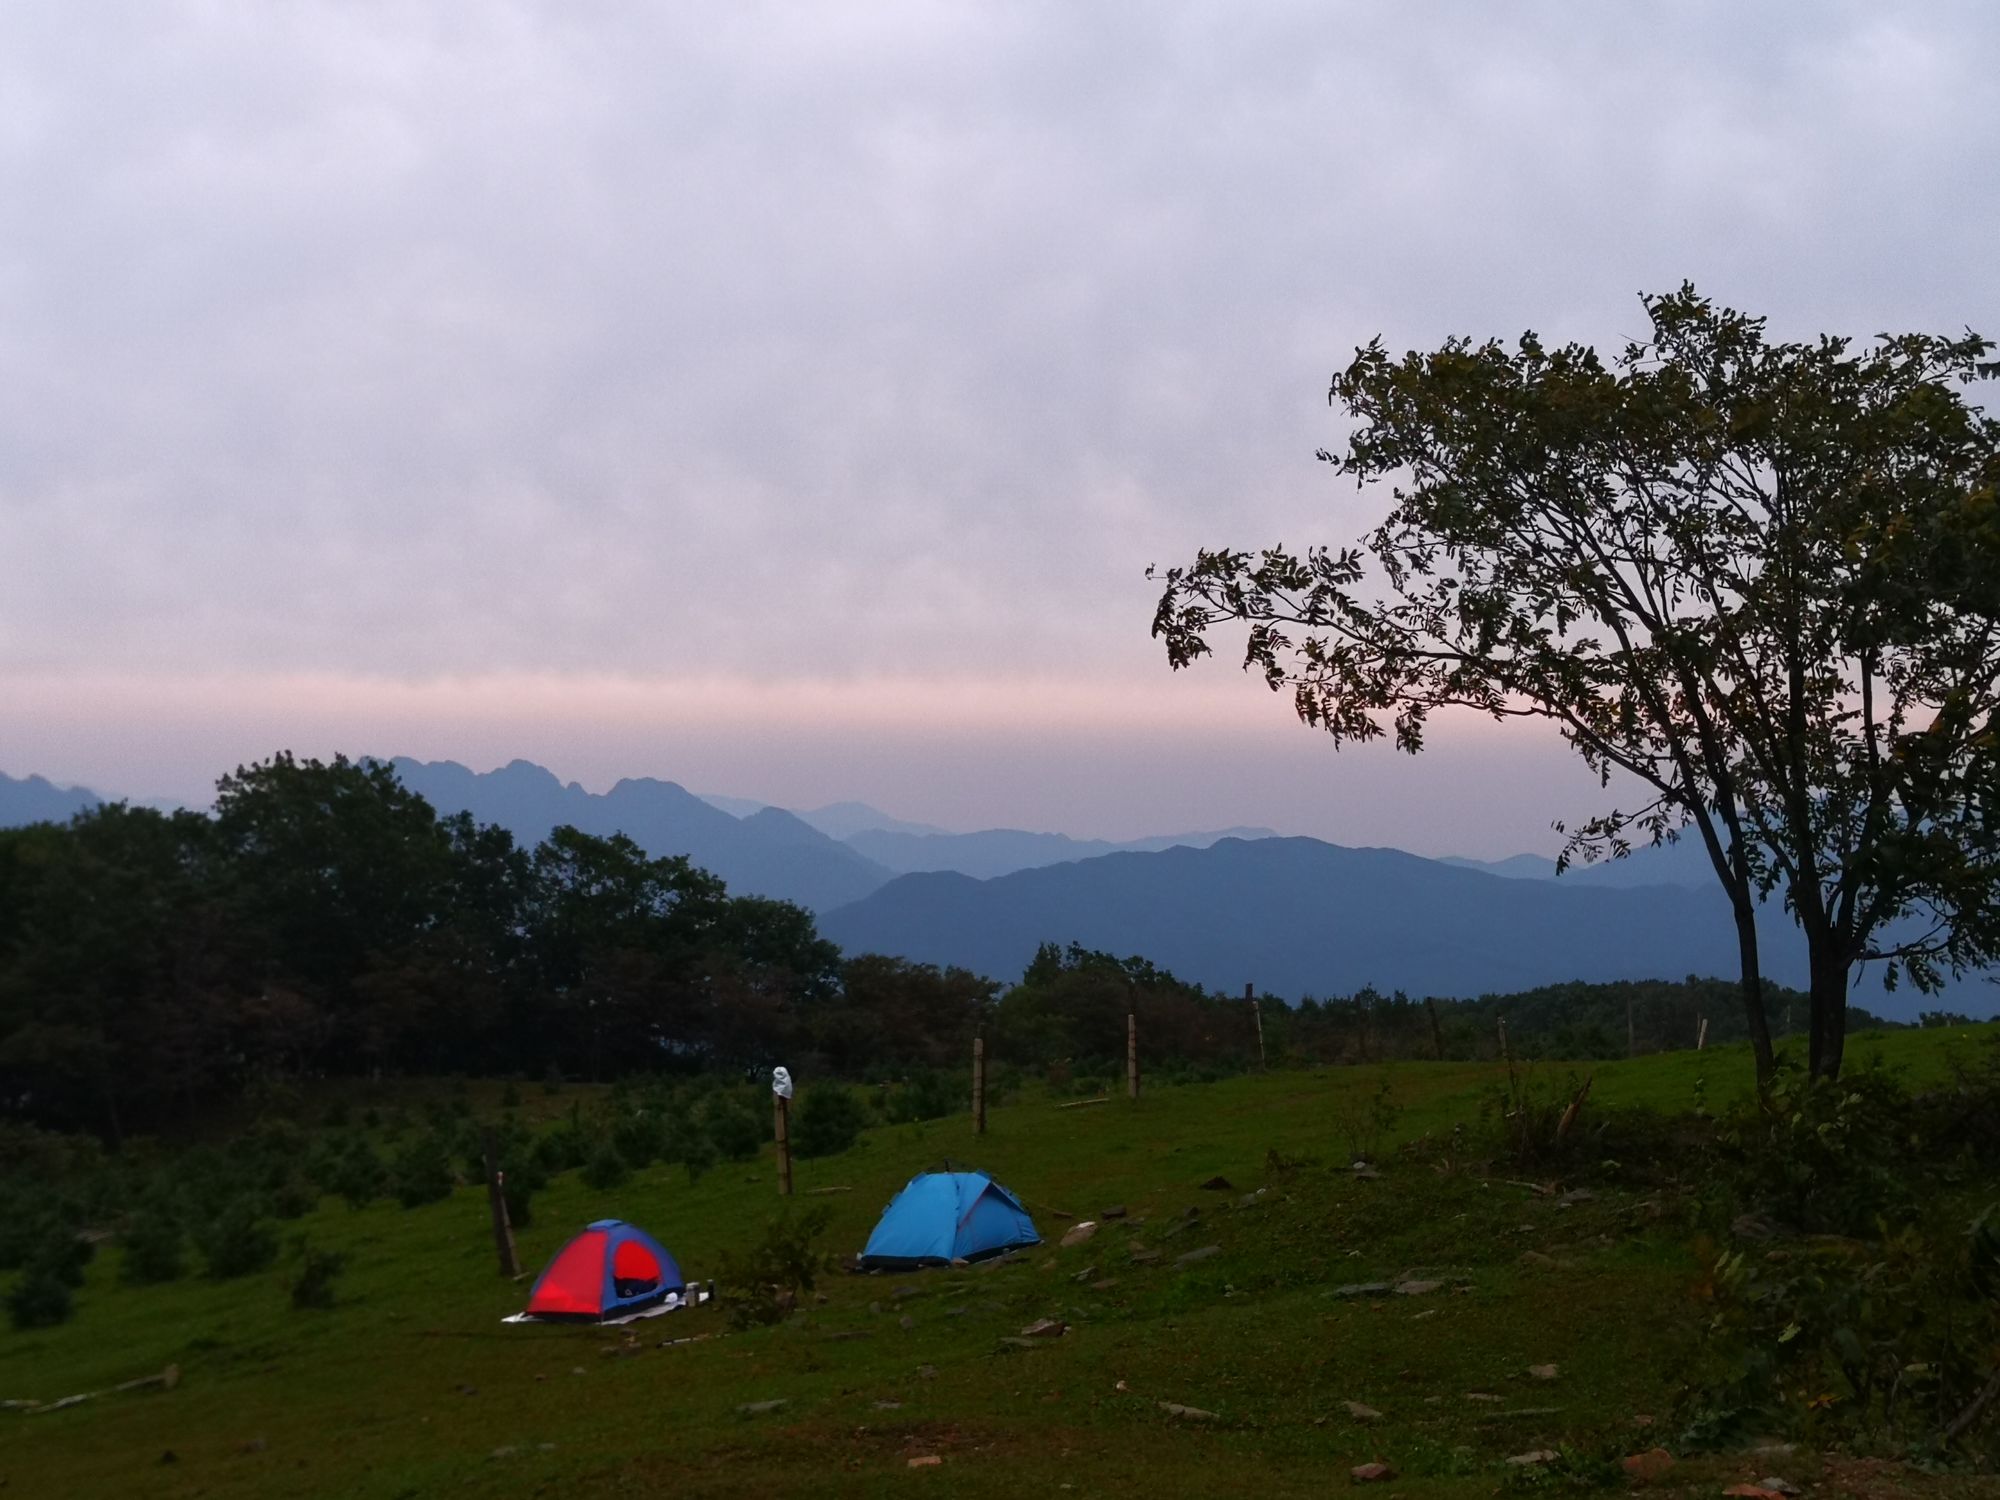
[972, 1034, 987, 1135]
[1247, 983, 1266, 1070]
[774, 1094, 793, 1197]
[1126, 1009, 1140, 1101]
[1423, 996, 1446, 1061]
[1497, 1015, 1510, 1064]
[1696, 1016, 1709, 1051]
[1627, 996, 1636, 1057]
[480, 1127, 519, 1278]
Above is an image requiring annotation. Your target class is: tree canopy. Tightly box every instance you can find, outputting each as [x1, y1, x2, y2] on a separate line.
[1152, 287, 2000, 1078]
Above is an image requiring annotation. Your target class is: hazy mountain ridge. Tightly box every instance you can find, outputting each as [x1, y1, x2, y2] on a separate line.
[843, 823, 1280, 879]
[387, 758, 892, 913]
[0, 771, 102, 827]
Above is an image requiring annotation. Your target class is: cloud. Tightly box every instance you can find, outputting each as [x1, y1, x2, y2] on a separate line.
[2, 2, 1994, 824]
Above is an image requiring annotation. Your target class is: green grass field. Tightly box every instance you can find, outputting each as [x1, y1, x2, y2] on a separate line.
[5, 1026, 2000, 1498]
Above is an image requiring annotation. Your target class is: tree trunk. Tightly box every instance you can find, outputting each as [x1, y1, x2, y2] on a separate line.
[1731, 894, 1777, 1086]
[1807, 941, 1850, 1081]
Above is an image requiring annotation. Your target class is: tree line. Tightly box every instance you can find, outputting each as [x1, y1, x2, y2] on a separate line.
[0, 752, 1906, 1142]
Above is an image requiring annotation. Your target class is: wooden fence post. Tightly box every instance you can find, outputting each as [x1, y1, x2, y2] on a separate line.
[972, 1034, 987, 1135]
[1497, 1015, 1510, 1064]
[1247, 983, 1266, 1071]
[480, 1127, 520, 1278]
[774, 1093, 793, 1197]
[1627, 996, 1636, 1057]
[1696, 1016, 1709, 1052]
[1127, 1009, 1140, 1102]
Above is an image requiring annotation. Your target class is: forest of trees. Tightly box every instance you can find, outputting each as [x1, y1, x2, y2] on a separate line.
[0, 754, 1901, 1142]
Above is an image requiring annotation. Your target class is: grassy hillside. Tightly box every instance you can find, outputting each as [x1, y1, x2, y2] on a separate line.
[4, 1025, 1999, 1498]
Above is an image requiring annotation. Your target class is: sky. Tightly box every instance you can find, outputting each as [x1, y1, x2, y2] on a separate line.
[4, 2, 1996, 855]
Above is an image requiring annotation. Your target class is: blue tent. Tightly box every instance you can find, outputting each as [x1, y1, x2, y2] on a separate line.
[859, 1171, 1041, 1269]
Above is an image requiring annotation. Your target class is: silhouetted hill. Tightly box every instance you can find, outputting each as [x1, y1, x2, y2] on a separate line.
[389, 758, 892, 912]
[821, 835, 1802, 1000]
[0, 771, 101, 827]
[845, 824, 1281, 879]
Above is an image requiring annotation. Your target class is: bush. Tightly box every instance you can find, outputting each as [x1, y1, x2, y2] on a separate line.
[792, 1085, 867, 1159]
[289, 1243, 347, 1310]
[612, 1110, 667, 1169]
[885, 1070, 958, 1125]
[198, 1199, 280, 1280]
[389, 1134, 456, 1210]
[120, 1211, 186, 1285]
[1716, 1062, 1914, 1235]
[332, 1140, 388, 1211]
[580, 1142, 630, 1192]
[717, 1205, 833, 1329]
[503, 1177, 534, 1229]
[33, 1231, 95, 1290]
[702, 1095, 763, 1162]
[1694, 1202, 2000, 1454]
[6, 1267, 73, 1330]
[681, 1129, 718, 1184]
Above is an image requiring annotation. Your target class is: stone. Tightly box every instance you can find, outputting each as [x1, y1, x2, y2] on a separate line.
[1519, 1250, 1559, 1268]
[898, 1315, 915, 1332]
[491, 1447, 519, 1460]
[1464, 1392, 1504, 1403]
[1089, 1279, 1120, 1291]
[1174, 1245, 1222, 1268]
[1060, 1222, 1099, 1248]
[1756, 1482, 1800, 1497]
[1236, 1189, 1268, 1209]
[1506, 1449, 1558, 1466]
[1527, 1363, 1558, 1381]
[945, 1305, 968, 1317]
[1101, 1205, 1127, 1219]
[1198, 1175, 1233, 1191]
[1732, 1212, 1781, 1241]
[1020, 1318, 1067, 1338]
[918, 1365, 938, 1380]
[1619, 1448, 1675, 1482]
[1393, 1280, 1442, 1296]
[1343, 1401, 1383, 1422]
[1331, 1282, 1393, 1298]
[736, 1399, 788, 1416]
[1350, 1462, 1397, 1482]
[1128, 1247, 1161, 1264]
[907, 1455, 942, 1468]
[1722, 1488, 1784, 1499]
[872, 1400, 903, 1411]
[1351, 1165, 1383, 1181]
[1070, 1267, 1098, 1284]
[892, 1286, 927, 1300]
[1159, 1401, 1218, 1420]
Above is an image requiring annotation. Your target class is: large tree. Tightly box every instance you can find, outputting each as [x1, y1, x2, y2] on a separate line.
[1151, 287, 2000, 1079]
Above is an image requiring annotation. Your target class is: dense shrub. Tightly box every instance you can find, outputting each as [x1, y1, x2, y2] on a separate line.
[289, 1243, 347, 1309]
[198, 1199, 279, 1280]
[717, 1205, 833, 1329]
[6, 1267, 74, 1330]
[612, 1110, 667, 1169]
[580, 1142, 630, 1192]
[502, 1176, 534, 1229]
[792, 1084, 866, 1159]
[884, 1070, 958, 1125]
[120, 1210, 187, 1285]
[703, 1095, 763, 1162]
[332, 1139, 388, 1210]
[389, 1133, 456, 1210]
[1715, 1062, 1915, 1235]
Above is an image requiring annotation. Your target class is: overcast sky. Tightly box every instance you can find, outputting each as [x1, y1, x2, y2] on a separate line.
[4, 2, 1994, 852]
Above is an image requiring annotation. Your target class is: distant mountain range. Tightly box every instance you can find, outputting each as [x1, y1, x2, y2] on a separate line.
[0, 771, 101, 827]
[387, 759, 891, 913]
[818, 836, 1765, 1000]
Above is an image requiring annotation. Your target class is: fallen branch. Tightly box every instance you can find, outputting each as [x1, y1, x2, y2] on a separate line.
[1943, 1365, 2000, 1444]
[1058, 1097, 1111, 1110]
